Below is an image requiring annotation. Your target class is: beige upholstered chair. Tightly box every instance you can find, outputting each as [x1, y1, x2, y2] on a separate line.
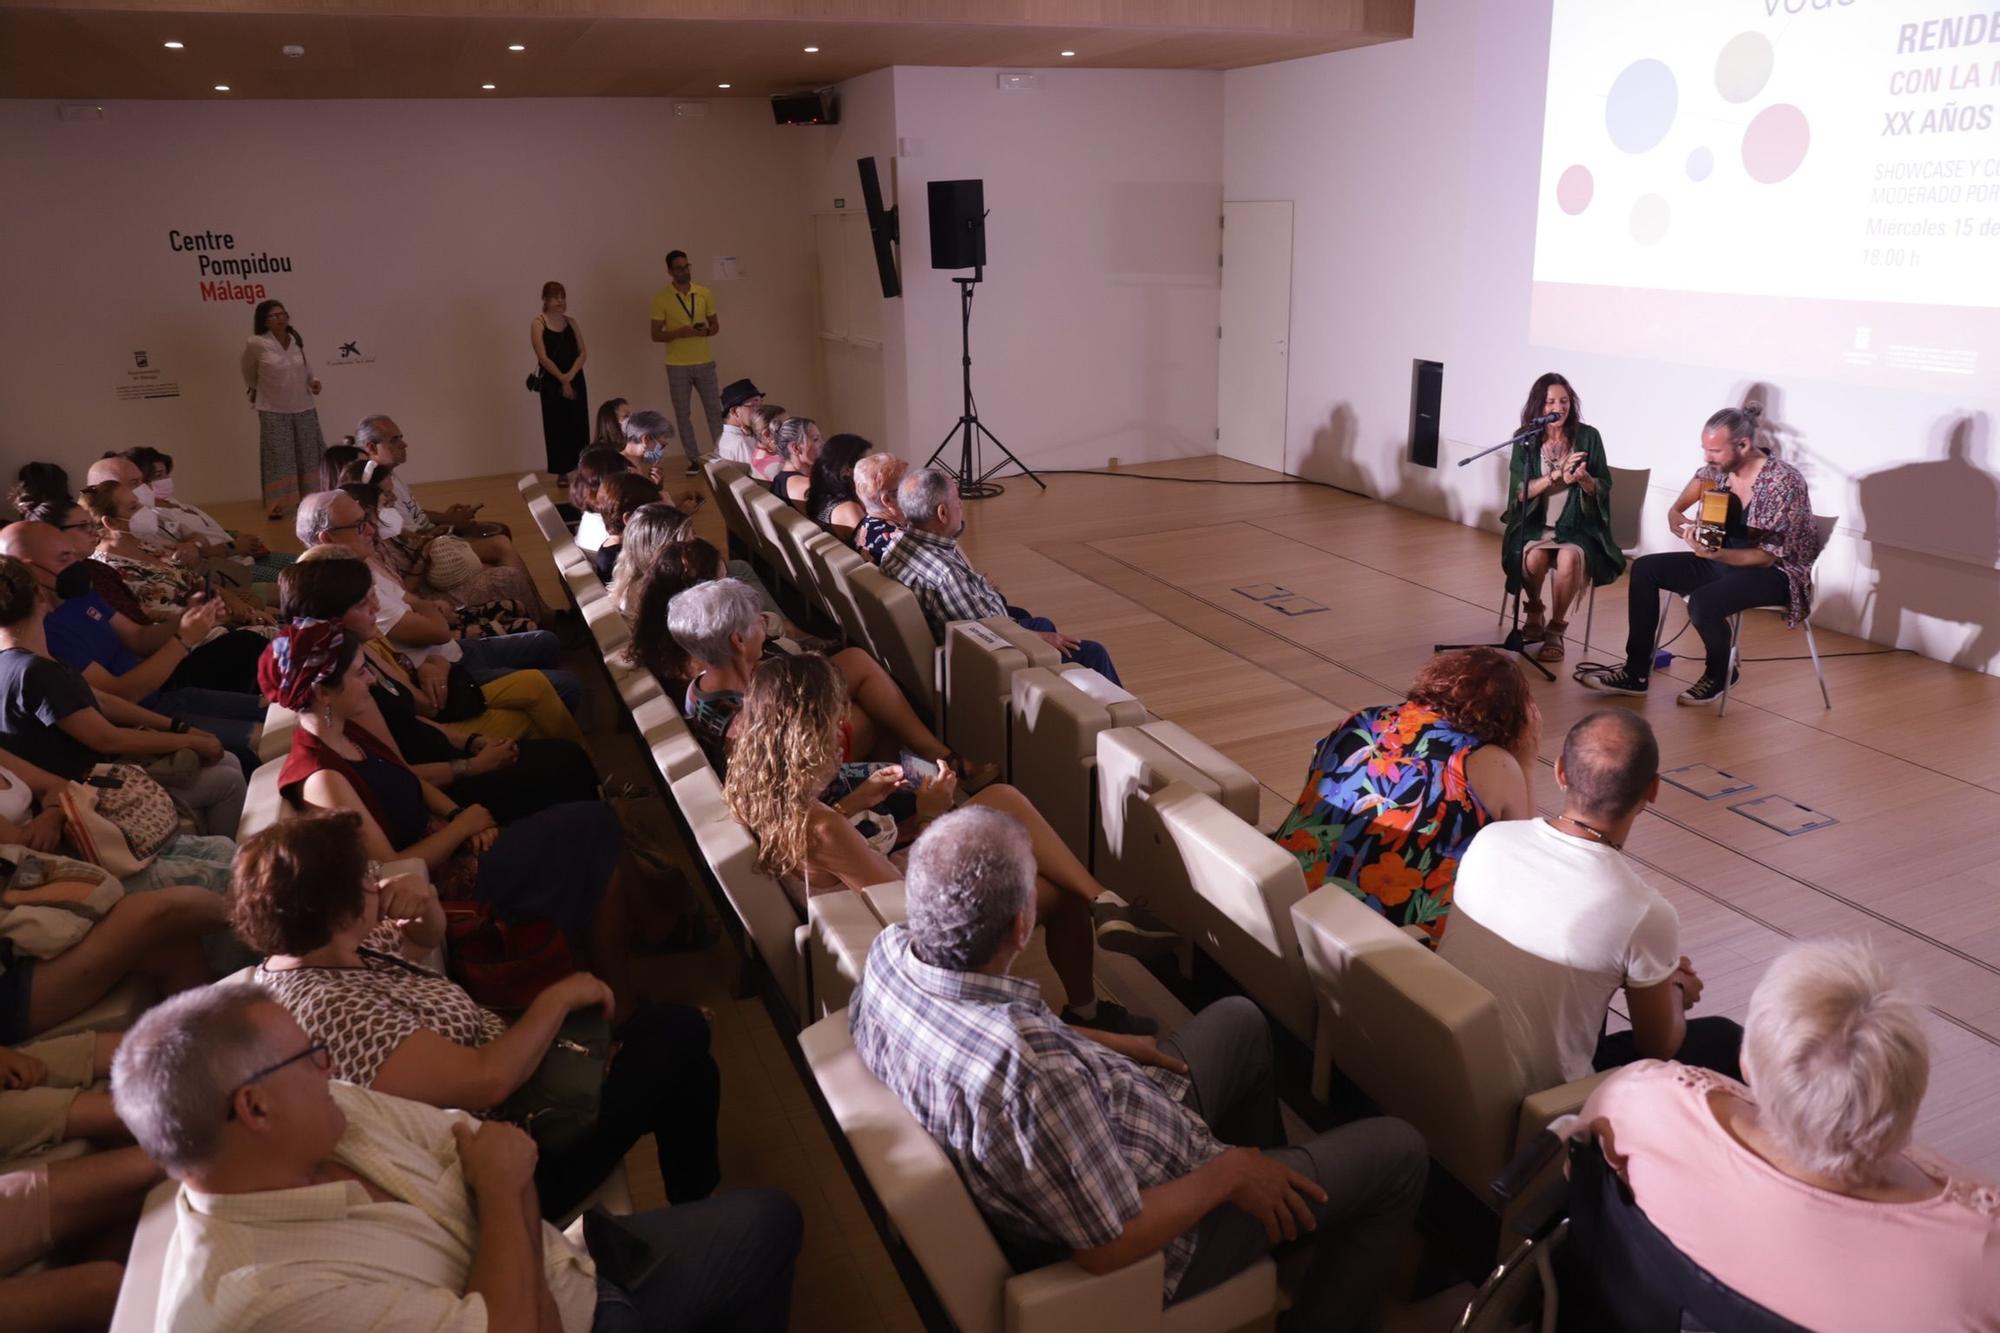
[1290, 885, 1610, 1203]
[670, 763, 810, 1024]
[1010, 665, 1148, 866]
[848, 564, 944, 725]
[800, 528, 874, 652]
[258, 701, 297, 762]
[702, 458, 758, 560]
[942, 618, 1063, 774]
[800, 1013, 1279, 1333]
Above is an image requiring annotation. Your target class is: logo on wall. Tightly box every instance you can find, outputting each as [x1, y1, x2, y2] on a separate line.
[133, 350, 150, 369]
[168, 228, 299, 306]
[114, 349, 180, 403]
[325, 338, 376, 369]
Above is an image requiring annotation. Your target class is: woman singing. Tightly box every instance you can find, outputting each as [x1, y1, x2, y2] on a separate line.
[530, 281, 589, 486]
[1499, 373, 1623, 662]
[240, 299, 326, 521]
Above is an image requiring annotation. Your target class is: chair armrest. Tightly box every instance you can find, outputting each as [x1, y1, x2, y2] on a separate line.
[1516, 1070, 1615, 1149]
[1004, 1254, 1166, 1333]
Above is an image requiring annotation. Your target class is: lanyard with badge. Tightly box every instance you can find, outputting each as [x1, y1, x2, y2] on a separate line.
[676, 290, 701, 330]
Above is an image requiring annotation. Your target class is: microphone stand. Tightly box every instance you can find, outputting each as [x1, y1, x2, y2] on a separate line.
[1434, 421, 1558, 682]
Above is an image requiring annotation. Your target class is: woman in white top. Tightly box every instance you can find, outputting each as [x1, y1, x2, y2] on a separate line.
[239, 299, 326, 521]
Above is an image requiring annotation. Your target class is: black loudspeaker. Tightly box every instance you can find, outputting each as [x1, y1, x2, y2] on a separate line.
[928, 179, 987, 270]
[771, 93, 834, 125]
[1410, 359, 1443, 468]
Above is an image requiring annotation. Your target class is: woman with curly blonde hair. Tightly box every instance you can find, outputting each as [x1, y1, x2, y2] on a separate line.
[721, 653, 1159, 1034]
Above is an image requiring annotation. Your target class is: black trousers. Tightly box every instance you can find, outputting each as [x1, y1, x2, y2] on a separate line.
[534, 1003, 722, 1222]
[1622, 553, 1790, 682]
[1593, 1016, 1744, 1082]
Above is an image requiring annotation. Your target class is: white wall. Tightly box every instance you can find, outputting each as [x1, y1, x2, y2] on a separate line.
[1224, 0, 2000, 675]
[0, 97, 823, 506]
[799, 67, 901, 453]
[889, 66, 1223, 472]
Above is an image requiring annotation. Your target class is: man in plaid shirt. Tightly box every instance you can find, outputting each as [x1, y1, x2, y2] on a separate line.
[849, 808, 1426, 1329]
[880, 467, 1122, 684]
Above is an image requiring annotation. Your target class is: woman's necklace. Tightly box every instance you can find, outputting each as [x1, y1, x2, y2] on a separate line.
[1549, 813, 1621, 848]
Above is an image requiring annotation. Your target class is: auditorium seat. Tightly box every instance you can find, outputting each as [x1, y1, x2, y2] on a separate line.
[1010, 665, 1148, 865]
[633, 689, 707, 785]
[1147, 780, 1318, 1059]
[847, 564, 943, 726]
[582, 583, 630, 655]
[518, 474, 587, 573]
[799, 528, 873, 652]
[807, 886, 892, 1018]
[258, 701, 297, 762]
[562, 558, 603, 608]
[942, 617, 1062, 776]
[669, 762, 811, 1024]
[739, 486, 816, 618]
[1289, 884, 1609, 1204]
[30, 977, 155, 1044]
[236, 756, 289, 843]
[1093, 722, 1261, 978]
[701, 458, 758, 562]
[801, 1012, 1277, 1333]
[768, 503, 841, 627]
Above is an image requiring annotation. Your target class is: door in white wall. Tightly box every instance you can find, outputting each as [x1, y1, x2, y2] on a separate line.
[1217, 200, 1293, 474]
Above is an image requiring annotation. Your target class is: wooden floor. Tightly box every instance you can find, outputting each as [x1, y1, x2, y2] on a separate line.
[216, 453, 2000, 1324]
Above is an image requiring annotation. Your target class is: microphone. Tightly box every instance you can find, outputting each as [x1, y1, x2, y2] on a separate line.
[1526, 411, 1563, 427]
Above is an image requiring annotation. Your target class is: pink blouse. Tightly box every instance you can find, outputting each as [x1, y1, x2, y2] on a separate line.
[1579, 1060, 2000, 1332]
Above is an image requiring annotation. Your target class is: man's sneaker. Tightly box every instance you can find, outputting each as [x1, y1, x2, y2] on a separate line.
[684, 460, 703, 477]
[1059, 1000, 1159, 1036]
[1676, 669, 1740, 707]
[1580, 666, 1648, 696]
[1093, 901, 1180, 959]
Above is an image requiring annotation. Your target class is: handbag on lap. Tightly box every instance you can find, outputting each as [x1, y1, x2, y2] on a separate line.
[60, 763, 177, 876]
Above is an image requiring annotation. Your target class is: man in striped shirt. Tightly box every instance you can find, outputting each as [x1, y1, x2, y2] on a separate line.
[849, 807, 1427, 1329]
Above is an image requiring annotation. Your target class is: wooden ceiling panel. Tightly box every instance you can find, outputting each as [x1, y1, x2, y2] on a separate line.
[0, 1, 1412, 99]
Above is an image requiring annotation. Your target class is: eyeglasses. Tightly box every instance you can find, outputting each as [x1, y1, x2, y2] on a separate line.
[223, 1041, 330, 1119]
[323, 516, 376, 535]
[57, 521, 92, 533]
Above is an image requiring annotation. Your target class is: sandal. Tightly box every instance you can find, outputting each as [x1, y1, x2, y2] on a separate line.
[1520, 598, 1547, 642]
[1535, 621, 1567, 662]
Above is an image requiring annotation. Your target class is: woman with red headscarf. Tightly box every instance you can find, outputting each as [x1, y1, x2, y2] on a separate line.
[258, 621, 633, 1004]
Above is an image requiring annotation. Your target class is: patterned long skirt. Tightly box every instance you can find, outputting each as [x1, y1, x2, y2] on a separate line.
[257, 409, 327, 512]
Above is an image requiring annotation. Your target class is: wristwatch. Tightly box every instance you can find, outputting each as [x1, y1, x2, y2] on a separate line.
[167, 718, 191, 734]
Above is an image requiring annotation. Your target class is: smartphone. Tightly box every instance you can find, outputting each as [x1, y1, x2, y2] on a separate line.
[898, 751, 942, 783]
[85, 774, 125, 790]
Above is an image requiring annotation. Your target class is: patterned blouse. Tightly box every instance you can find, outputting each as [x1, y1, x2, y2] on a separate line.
[94, 549, 198, 623]
[856, 516, 901, 564]
[1694, 454, 1819, 626]
[257, 921, 508, 1095]
[1273, 702, 1494, 945]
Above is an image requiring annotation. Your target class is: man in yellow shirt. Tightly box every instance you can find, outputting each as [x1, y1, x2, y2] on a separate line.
[649, 249, 723, 477]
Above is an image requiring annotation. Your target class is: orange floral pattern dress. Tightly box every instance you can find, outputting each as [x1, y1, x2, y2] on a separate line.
[1273, 702, 1492, 945]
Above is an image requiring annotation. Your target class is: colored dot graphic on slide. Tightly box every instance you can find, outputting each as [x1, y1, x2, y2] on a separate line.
[1557, 30, 1810, 226]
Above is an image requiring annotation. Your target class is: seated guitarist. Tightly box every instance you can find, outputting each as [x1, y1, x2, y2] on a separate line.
[1583, 403, 1820, 706]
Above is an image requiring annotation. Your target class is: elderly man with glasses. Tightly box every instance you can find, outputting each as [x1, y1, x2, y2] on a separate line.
[295, 492, 580, 711]
[112, 984, 802, 1333]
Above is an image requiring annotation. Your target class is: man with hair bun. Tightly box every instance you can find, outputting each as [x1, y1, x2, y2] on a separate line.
[1582, 402, 1820, 706]
[1441, 710, 1741, 1085]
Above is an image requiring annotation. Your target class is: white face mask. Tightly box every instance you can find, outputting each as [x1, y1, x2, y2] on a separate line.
[150, 477, 175, 501]
[127, 507, 162, 542]
[131, 482, 156, 508]
[375, 507, 405, 539]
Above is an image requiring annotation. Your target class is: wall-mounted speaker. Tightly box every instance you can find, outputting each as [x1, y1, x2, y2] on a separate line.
[927, 179, 987, 270]
[1410, 359, 1443, 468]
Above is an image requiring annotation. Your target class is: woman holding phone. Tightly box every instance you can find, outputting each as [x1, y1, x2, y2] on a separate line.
[1498, 372, 1623, 662]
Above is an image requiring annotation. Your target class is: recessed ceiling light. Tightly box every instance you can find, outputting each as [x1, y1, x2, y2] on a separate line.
[803, 46, 819, 53]
[163, 40, 184, 50]
[212, 84, 230, 91]
[717, 82, 731, 89]
[508, 44, 525, 52]
[481, 83, 496, 90]
[1060, 50, 1076, 57]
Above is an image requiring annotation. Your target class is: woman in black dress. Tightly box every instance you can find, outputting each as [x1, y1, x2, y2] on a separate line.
[530, 281, 589, 484]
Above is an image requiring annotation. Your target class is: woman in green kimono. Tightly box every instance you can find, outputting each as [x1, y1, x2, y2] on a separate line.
[1500, 373, 1624, 662]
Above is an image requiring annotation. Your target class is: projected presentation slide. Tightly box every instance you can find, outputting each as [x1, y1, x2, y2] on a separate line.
[1531, 0, 2000, 387]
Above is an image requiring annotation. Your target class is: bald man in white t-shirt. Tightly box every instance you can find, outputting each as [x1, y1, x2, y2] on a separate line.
[1440, 710, 1741, 1092]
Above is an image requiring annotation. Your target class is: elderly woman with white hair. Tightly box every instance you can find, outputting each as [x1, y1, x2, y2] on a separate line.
[1577, 938, 2000, 1330]
[667, 578, 973, 783]
[851, 451, 907, 563]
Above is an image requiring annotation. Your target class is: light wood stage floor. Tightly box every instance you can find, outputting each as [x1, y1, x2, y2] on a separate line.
[225, 453, 2000, 1191]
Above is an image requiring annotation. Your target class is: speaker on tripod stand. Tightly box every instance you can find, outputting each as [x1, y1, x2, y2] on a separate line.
[924, 179, 1045, 499]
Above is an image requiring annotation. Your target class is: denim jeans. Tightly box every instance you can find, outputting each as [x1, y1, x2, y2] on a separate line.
[456, 632, 581, 712]
[1005, 608, 1121, 685]
[155, 686, 266, 775]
